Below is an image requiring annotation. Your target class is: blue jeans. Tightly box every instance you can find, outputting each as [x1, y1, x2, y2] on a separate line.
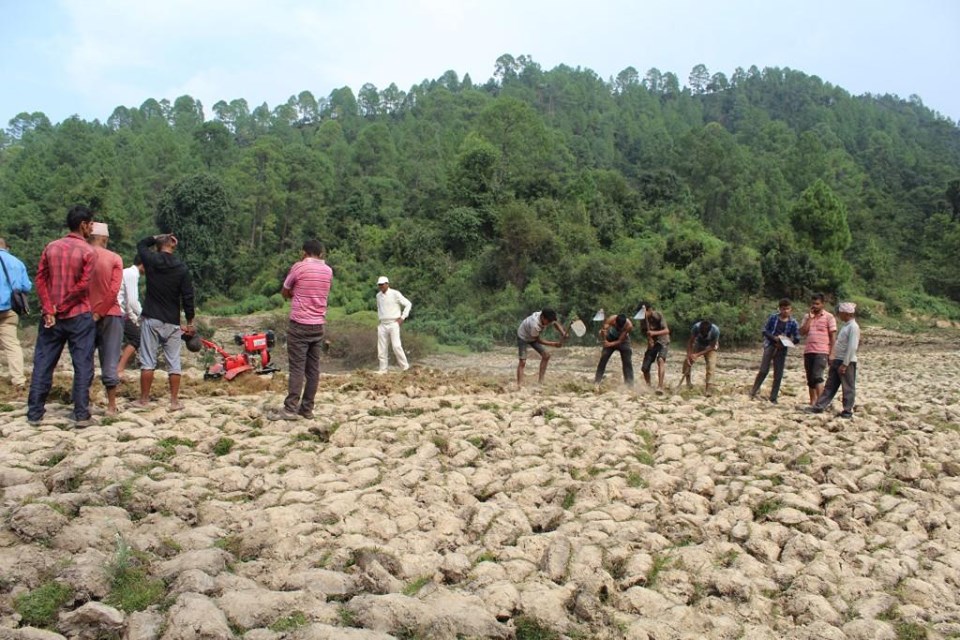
[28, 313, 96, 422]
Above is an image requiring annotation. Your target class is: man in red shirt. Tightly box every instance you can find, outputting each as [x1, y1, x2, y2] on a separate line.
[27, 205, 97, 427]
[88, 222, 124, 415]
[268, 239, 333, 421]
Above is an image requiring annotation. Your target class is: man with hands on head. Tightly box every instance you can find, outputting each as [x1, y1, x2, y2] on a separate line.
[136, 232, 195, 411]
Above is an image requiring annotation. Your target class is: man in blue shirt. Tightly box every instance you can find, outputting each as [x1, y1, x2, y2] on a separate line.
[750, 298, 801, 404]
[681, 319, 720, 394]
[0, 237, 33, 390]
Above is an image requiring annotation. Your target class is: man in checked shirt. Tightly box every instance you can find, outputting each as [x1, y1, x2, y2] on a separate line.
[27, 205, 97, 427]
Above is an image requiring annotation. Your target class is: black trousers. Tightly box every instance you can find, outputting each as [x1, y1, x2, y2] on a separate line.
[594, 342, 634, 386]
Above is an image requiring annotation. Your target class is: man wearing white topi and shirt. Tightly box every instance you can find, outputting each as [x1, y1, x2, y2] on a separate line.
[375, 276, 412, 373]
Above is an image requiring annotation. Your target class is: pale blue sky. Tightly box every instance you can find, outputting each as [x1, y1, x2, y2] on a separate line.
[2, 0, 958, 125]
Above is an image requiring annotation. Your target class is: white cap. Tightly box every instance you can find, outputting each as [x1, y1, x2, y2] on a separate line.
[838, 302, 857, 313]
[377, 276, 389, 285]
[91, 222, 110, 237]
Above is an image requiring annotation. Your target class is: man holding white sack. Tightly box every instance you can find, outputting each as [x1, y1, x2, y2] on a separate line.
[375, 276, 412, 373]
[750, 297, 800, 404]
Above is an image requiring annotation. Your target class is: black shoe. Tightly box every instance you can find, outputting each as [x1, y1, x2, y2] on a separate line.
[769, 398, 778, 404]
[838, 411, 853, 419]
[803, 406, 823, 414]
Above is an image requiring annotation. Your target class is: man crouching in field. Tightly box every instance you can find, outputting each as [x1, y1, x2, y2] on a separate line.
[516, 308, 566, 388]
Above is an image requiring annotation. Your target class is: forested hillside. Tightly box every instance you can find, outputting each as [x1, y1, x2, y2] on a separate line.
[2, 56, 959, 347]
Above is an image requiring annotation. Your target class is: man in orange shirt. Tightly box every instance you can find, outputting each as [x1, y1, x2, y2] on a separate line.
[88, 222, 124, 415]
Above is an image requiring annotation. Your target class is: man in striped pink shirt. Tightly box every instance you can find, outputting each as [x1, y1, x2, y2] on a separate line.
[269, 239, 333, 421]
[800, 292, 837, 406]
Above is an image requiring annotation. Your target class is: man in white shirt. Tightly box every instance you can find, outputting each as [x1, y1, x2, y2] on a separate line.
[116, 255, 144, 380]
[808, 301, 860, 419]
[375, 276, 412, 373]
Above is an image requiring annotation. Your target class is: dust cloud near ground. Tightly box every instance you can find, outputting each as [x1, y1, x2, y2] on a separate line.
[1, 327, 958, 639]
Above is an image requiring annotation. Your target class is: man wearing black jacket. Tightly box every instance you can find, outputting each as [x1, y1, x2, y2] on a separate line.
[135, 234, 195, 411]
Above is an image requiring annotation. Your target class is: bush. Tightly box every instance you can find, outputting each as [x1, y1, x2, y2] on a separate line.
[413, 312, 494, 352]
[321, 317, 436, 368]
[669, 296, 763, 347]
[15, 581, 73, 628]
[205, 293, 284, 316]
[845, 295, 886, 320]
[213, 437, 235, 456]
[105, 535, 166, 612]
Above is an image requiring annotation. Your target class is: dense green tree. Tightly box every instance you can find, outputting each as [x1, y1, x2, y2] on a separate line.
[494, 200, 556, 290]
[329, 86, 358, 120]
[2, 59, 959, 344]
[615, 66, 640, 93]
[688, 64, 710, 95]
[761, 235, 820, 299]
[192, 122, 233, 169]
[351, 122, 397, 177]
[790, 179, 852, 291]
[358, 83, 381, 117]
[947, 179, 960, 222]
[155, 173, 235, 301]
[7, 112, 52, 140]
[451, 132, 500, 209]
[172, 96, 204, 131]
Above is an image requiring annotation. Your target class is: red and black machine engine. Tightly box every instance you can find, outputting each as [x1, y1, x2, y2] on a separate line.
[197, 330, 280, 380]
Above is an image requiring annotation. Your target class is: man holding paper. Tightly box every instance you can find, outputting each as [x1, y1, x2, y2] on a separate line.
[750, 298, 801, 404]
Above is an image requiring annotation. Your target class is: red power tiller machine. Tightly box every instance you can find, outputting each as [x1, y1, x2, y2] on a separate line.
[190, 330, 281, 380]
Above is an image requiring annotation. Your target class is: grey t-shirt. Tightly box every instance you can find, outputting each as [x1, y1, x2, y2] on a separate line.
[517, 312, 543, 342]
[834, 319, 860, 364]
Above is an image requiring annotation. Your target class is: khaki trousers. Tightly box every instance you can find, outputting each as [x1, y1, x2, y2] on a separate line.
[0, 310, 25, 386]
[682, 349, 717, 388]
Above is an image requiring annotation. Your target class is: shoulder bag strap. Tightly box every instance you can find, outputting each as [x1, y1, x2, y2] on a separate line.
[0, 253, 14, 290]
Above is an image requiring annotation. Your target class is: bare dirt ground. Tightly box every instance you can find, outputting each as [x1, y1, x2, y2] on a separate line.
[1, 324, 959, 639]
